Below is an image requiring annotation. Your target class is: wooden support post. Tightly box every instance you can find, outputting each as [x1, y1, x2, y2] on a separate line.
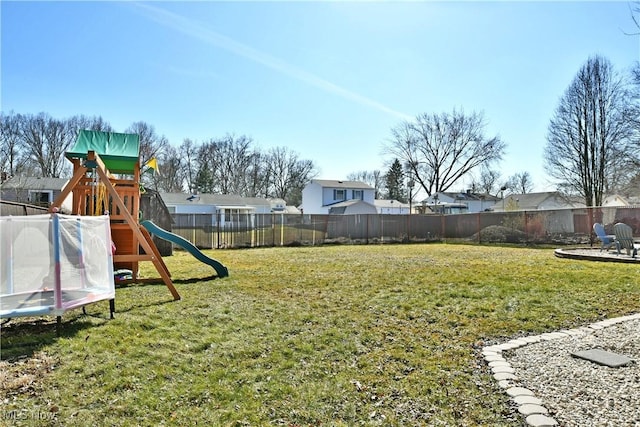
[139, 225, 172, 279]
[50, 162, 88, 212]
[90, 152, 181, 301]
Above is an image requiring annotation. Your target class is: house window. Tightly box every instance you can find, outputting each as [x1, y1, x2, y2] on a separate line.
[333, 189, 346, 201]
[353, 190, 363, 200]
[28, 190, 53, 205]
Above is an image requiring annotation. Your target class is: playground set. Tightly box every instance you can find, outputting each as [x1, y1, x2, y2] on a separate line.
[1, 130, 228, 323]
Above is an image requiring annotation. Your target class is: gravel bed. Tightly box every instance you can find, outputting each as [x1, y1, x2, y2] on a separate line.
[504, 318, 640, 426]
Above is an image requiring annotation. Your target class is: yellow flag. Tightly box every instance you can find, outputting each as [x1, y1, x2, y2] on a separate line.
[145, 157, 159, 175]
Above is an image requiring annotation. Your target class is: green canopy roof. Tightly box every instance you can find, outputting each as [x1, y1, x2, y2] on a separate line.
[66, 130, 140, 173]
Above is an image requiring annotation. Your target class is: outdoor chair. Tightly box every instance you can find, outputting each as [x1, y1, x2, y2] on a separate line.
[593, 223, 616, 252]
[613, 222, 638, 258]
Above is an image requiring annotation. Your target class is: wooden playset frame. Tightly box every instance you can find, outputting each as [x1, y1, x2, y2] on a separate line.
[51, 139, 180, 301]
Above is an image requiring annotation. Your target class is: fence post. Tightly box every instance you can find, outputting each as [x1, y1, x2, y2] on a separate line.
[366, 215, 369, 244]
[216, 210, 221, 249]
[280, 213, 284, 246]
[587, 207, 595, 247]
[192, 214, 196, 246]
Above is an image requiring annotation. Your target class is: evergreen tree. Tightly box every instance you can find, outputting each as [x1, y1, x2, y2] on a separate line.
[385, 159, 406, 202]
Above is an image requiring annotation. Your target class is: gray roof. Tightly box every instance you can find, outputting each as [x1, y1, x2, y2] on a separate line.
[504, 192, 585, 209]
[311, 179, 374, 190]
[374, 199, 410, 208]
[329, 199, 369, 208]
[0, 176, 69, 190]
[327, 199, 377, 214]
[160, 192, 271, 207]
[440, 191, 501, 202]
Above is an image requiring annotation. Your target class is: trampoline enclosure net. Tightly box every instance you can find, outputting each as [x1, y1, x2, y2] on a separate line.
[1, 214, 115, 317]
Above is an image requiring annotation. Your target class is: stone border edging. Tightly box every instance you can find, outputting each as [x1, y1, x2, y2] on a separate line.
[553, 248, 640, 263]
[482, 313, 640, 427]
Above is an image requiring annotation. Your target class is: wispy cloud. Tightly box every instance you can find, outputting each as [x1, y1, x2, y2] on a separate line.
[130, 2, 413, 121]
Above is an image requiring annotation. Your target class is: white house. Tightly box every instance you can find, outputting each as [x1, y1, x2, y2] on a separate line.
[374, 199, 411, 215]
[301, 180, 376, 215]
[602, 194, 629, 207]
[160, 193, 296, 227]
[497, 192, 586, 211]
[423, 191, 500, 214]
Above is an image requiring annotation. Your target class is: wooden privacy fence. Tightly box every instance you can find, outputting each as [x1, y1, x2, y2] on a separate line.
[170, 207, 640, 249]
[0, 200, 49, 216]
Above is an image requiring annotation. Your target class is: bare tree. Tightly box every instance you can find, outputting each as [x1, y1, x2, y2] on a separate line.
[265, 146, 317, 205]
[68, 114, 113, 135]
[1, 112, 114, 180]
[386, 109, 505, 196]
[0, 111, 28, 180]
[346, 169, 384, 198]
[629, 1, 640, 34]
[190, 134, 257, 195]
[507, 171, 534, 194]
[245, 150, 270, 198]
[179, 138, 199, 193]
[20, 112, 75, 177]
[625, 5, 640, 159]
[544, 55, 636, 206]
[213, 134, 256, 195]
[469, 168, 502, 195]
[125, 121, 169, 167]
[631, 63, 640, 149]
[150, 145, 186, 192]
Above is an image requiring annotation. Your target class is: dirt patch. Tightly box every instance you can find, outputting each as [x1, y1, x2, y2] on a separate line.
[0, 352, 57, 400]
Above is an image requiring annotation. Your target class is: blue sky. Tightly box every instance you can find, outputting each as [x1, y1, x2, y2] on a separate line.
[2, 1, 639, 193]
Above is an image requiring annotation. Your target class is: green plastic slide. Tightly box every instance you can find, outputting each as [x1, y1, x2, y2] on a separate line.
[140, 220, 229, 278]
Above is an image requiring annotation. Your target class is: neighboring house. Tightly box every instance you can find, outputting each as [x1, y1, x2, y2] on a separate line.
[283, 205, 302, 214]
[422, 191, 500, 214]
[328, 199, 378, 215]
[301, 180, 375, 214]
[0, 176, 72, 211]
[270, 198, 286, 212]
[160, 192, 296, 226]
[267, 198, 301, 214]
[497, 192, 586, 211]
[374, 199, 411, 215]
[495, 191, 587, 234]
[602, 194, 629, 207]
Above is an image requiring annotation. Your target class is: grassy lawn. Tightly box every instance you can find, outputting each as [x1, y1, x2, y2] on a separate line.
[1, 244, 639, 426]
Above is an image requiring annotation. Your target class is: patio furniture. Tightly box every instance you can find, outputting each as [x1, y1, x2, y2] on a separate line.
[613, 223, 638, 257]
[593, 223, 616, 252]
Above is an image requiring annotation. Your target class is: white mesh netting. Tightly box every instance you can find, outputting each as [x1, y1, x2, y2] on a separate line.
[1, 214, 115, 317]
